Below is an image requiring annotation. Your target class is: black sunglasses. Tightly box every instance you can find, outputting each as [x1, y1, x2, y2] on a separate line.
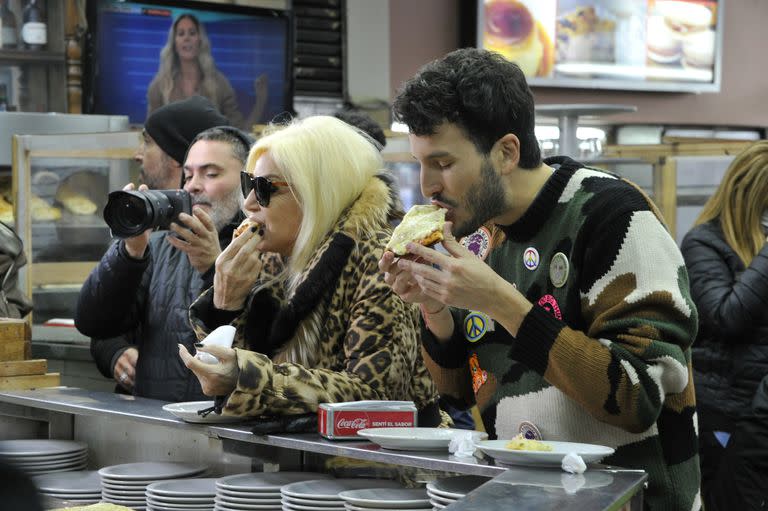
[240, 172, 289, 207]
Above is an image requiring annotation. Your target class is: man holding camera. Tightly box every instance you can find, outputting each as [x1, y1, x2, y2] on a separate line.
[75, 97, 250, 402]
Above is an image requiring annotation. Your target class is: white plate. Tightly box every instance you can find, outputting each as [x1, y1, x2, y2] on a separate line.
[216, 472, 332, 492]
[0, 439, 87, 457]
[163, 401, 245, 424]
[338, 488, 429, 508]
[216, 495, 282, 506]
[281, 479, 402, 500]
[215, 489, 281, 500]
[282, 502, 345, 511]
[344, 505, 431, 511]
[426, 475, 492, 499]
[356, 428, 487, 451]
[283, 494, 344, 507]
[213, 504, 281, 511]
[99, 461, 208, 480]
[475, 439, 615, 467]
[146, 496, 213, 509]
[147, 477, 218, 497]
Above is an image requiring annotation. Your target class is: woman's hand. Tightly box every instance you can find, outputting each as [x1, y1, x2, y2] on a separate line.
[178, 343, 239, 396]
[213, 227, 264, 310]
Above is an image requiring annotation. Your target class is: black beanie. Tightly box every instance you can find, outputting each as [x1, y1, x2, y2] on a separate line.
[144, 96, 230, 165]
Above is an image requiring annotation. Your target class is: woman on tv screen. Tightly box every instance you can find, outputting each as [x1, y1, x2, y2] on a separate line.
[146, 13, 268, 129]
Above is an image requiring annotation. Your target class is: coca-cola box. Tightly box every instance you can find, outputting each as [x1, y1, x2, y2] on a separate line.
[318, 400, 417, 440]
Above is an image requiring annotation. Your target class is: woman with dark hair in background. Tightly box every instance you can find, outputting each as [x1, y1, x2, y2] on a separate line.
[146, 13, 268, 130]
[681, 140, 768, 509]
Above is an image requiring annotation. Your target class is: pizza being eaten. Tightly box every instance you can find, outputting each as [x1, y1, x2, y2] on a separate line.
[386, 204, 447, 256]
[233, 218, 264, 240]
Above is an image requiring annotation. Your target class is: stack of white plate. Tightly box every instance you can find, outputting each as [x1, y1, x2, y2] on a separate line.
[426, 475, 491, 510]
[0, 439, 88, 475]
[339, 488, 431, 511]
[281, 478, 402, 511]
[214, 472, 332, 511]
[146, 478, 218, 511]
[33, 470, 102, 505]
[98, 461, 208, 510]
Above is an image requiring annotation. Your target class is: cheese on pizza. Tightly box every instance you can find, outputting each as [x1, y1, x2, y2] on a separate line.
[386, 204, 446, 256]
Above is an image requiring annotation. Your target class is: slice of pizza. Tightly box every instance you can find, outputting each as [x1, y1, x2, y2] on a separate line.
[386, 204, 447, 256]
[233, 218, 264, 240]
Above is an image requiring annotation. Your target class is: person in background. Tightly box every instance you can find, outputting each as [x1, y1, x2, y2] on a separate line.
[75, 126, 251, 402]
[146, 13, 268, 130]
[379, 48, 700, 510]
[680, 140, 768, 510]
[333, 109, 387, 150]
[178, 116, 446, 426]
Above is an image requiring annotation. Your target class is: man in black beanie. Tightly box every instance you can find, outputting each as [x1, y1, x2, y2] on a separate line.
[138, 95, 229, 189]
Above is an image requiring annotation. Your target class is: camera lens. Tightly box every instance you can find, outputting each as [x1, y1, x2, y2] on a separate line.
[103, 189, 192, 239]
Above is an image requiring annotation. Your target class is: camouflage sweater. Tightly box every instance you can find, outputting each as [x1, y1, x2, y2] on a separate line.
[423, 158, 701, 511]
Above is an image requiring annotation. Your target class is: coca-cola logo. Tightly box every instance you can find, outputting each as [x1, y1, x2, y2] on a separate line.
[336, 417, 367, 429]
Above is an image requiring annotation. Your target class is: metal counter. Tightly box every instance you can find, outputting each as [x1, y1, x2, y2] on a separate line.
[0, 388, 646, 511]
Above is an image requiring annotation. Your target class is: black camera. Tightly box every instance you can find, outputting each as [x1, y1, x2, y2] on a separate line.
[103, 189, 192, 239]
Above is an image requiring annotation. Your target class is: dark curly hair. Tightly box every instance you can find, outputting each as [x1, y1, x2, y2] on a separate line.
[333, 109, 387, 150]
[393, 48, 540, 168]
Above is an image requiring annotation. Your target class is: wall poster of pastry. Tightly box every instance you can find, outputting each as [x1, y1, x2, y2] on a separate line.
[477, 0, 722, 93]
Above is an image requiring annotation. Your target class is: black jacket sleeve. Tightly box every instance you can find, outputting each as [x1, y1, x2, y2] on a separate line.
[75, 240, 150, 338]
[681, 223, 768, 339]
[90, 335, 132, 378]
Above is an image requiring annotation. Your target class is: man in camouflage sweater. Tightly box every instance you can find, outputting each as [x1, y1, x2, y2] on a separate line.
[380, 48, 700, 511]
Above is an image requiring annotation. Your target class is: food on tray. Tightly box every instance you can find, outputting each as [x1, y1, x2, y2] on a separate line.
[233, 218, 263, 240]
[55, 182, 98, 215]
[556, 6, 616, 64]
[483, 0, 554, 77]
[386, 204, 446, 256]
[31, 194, 62, 222]
[505, 434, 553, 452]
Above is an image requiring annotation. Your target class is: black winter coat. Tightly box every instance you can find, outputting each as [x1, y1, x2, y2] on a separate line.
[681, 220, 768, 427]
[75, 217, 239, 401]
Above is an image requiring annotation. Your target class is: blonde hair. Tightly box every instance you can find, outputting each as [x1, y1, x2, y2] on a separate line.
[155, 14, 219, 106]
[247, 115, 385, 295]
[695, 140, 768, 267]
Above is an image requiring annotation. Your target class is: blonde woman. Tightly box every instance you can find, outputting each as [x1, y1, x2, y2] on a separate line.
[681, 140, 768, 508]
[146, 13, 268, 130]
[179, 116, 445, 426]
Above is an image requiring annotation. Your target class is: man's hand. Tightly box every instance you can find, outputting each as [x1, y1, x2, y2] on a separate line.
[384, 222, 532, 334]
[113, 347, 138, 390]
[379, 249, 444, 314]
[122, 183, 152, 259]
[178, 343, 238, 396]
[213, 226, 264, 310]
[167, 207, 221, 274]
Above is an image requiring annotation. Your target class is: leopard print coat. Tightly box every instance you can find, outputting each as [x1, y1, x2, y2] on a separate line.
[189, 176, 441, 418]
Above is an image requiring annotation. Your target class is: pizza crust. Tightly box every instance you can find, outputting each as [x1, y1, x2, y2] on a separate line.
[233, 219, 263, 240]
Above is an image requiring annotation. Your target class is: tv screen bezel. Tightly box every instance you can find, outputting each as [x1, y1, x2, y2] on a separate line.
[475, 0, 725, 94]
[83, 0, 295, 125]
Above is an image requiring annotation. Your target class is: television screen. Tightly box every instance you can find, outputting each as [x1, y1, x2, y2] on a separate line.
[478, 0, 723, 93]
[85, 0, 293, 127]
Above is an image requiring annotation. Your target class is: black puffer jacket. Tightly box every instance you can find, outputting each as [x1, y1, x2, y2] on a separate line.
[681, 220, 768, 425]
[75, 217, 240, 401]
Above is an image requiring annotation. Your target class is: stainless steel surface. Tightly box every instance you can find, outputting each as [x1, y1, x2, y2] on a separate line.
[0, 112, 129, 166]
[0, 388, 647, 511]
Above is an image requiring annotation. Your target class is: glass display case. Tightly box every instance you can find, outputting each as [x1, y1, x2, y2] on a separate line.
[10, 130, 140, 324]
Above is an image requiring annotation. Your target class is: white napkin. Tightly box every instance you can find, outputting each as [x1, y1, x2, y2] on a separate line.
[449, 431, 477, 458]
[561, 452, 587, 474]
[195, 325, 236, 364]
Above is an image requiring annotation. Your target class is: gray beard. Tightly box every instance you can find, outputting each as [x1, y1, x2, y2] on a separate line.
[194, 186, 244, 232]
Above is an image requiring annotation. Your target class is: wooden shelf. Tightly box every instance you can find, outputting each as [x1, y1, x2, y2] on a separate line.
[0, 49, 65, 64]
